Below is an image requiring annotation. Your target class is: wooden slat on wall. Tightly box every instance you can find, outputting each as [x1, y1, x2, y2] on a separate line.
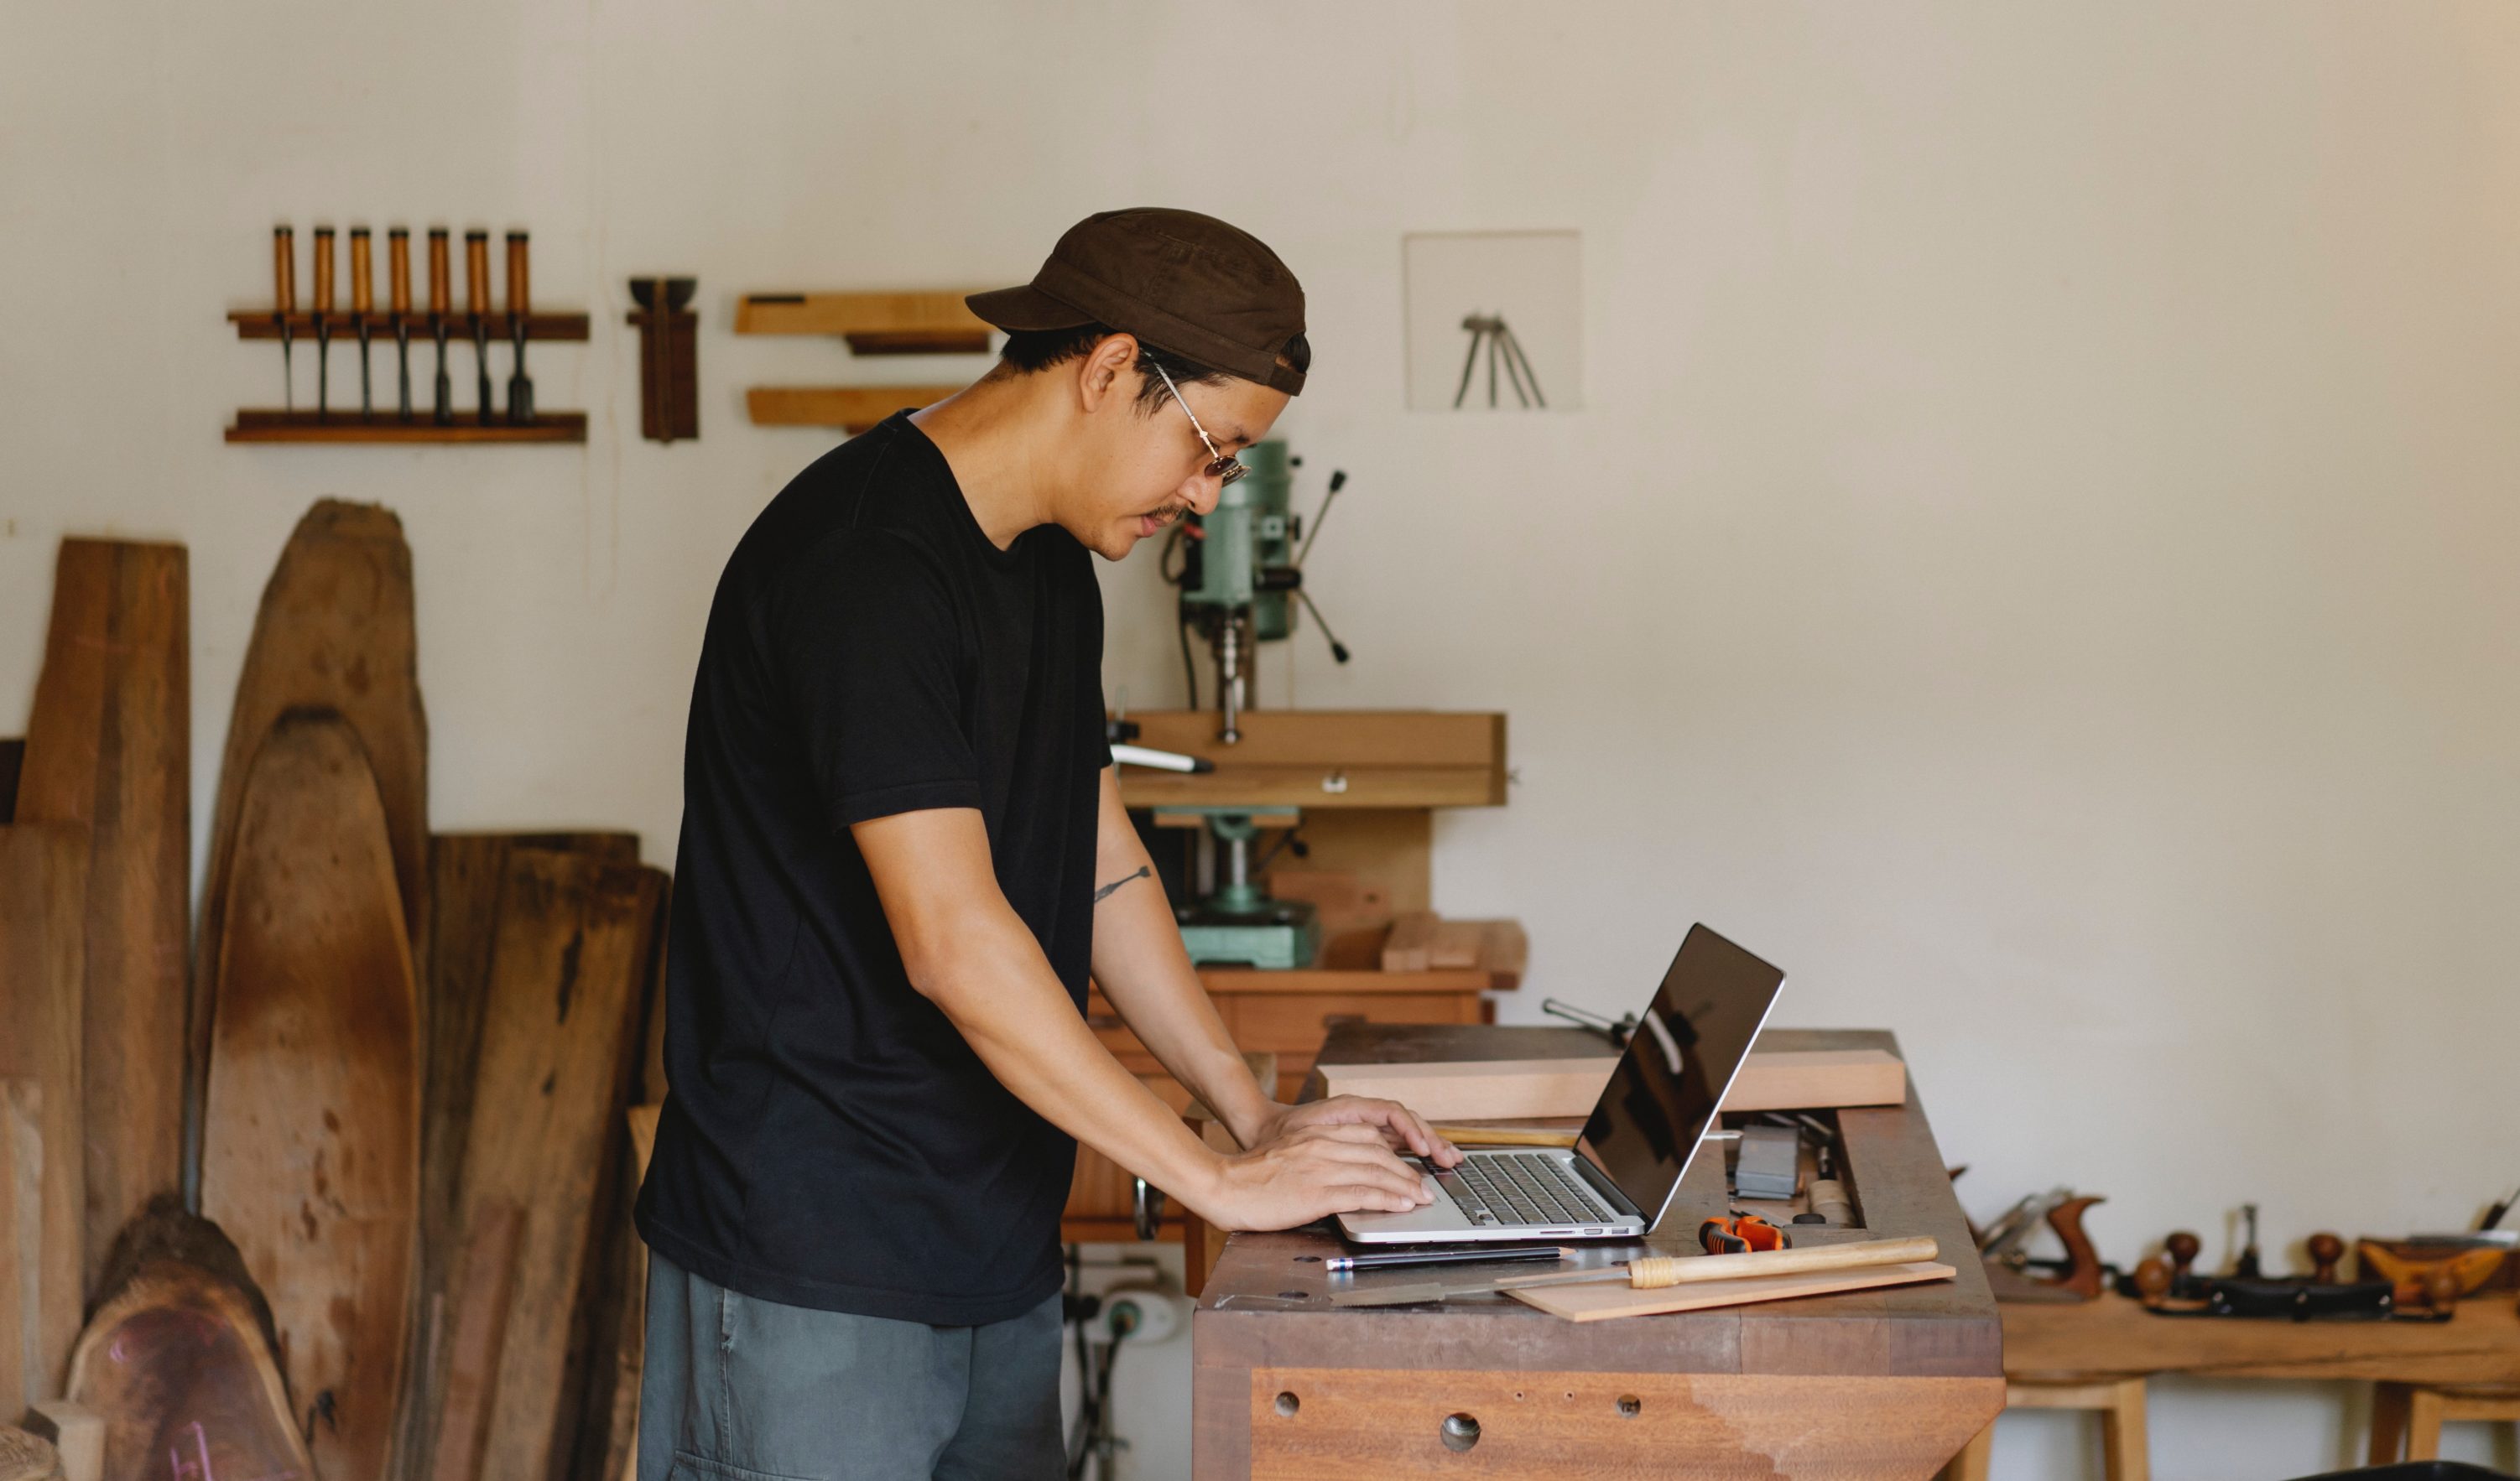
[194, 501, 426, 1203]
[14, 538, 188, 1291]
[440, 850, 661, 1481]
[0, 824, 87, 1409]
[199, 713, 419, 1481]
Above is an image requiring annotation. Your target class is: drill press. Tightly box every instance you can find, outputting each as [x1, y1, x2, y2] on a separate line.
[1158, 806, 1320, 969]
[1172, 441, 1350, 743]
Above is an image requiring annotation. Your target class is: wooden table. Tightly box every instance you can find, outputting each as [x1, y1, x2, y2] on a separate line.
[1190, 1023, 2004, 1478]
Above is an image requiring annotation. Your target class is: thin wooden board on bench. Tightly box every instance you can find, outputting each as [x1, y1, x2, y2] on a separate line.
[16, 538, 189, 1287]
[195, 500, 426, 1192]
[200, 711, 419, 1481]
[1508, 1260, 1957, 1323]
[1318, 1047, 1908, 1120]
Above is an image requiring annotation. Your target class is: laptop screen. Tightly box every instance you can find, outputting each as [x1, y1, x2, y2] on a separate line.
[1573, 924, 1786, 1229]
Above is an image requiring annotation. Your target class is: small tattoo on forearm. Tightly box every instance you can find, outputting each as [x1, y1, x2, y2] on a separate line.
[1093, 865, 1152, 904]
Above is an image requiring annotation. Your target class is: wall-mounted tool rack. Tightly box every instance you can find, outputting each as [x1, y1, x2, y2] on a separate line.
[736, 289, 993, 430]
[227, 223, 591, 444]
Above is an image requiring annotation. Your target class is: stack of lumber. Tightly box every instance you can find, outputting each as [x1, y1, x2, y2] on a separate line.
[1378, 911, 1528, 986]
[4, 503, 669, 1481]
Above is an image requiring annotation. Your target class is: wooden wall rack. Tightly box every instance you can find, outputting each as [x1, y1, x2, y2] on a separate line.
[736, 288, 996, 431]
[225, 309, 591, 444]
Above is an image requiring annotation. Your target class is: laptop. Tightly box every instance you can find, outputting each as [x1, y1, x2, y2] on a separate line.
[1336, 923, 1785, 1245]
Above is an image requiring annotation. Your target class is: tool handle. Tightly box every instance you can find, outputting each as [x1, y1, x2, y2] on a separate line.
[273, 226, 295, 314]
[312, 226, 336, 314]
[505, 231, 529, 318]
[388, 229, 410, 315]
[428, 229, 451, 316]
[465, 231, 490, 316]
[1628, 1235, 1939, 1289]
[349, 227, 372, 314]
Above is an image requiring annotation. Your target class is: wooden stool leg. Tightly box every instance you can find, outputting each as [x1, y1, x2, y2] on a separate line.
[2404, 1386, 2448, 1462]
[2099, 1376, 2150, 1481]
[1941, 1417, 1996, 1481]
[2369, 1382, 2412, 1464]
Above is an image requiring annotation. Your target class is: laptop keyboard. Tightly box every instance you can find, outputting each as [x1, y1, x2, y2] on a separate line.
[1433, 1151, 1617, 1229]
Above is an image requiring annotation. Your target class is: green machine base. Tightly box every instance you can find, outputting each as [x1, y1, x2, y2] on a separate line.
[1175, 898, 1320, 970]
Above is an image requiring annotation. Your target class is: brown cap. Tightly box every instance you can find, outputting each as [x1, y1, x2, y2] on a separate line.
[969, 208, 1308, 395]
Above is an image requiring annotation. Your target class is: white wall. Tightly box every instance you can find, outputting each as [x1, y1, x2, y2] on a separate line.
[7, 3, 2518, 1475]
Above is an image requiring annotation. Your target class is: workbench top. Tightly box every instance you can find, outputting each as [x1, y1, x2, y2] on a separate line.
[1190, 1023, 2005, 1478]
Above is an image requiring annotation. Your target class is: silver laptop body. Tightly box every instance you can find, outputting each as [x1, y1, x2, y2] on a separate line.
[1336, 924, 1786, 1245]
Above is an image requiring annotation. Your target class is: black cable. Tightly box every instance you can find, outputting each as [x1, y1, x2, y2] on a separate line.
[1177, 615, 1200, 710]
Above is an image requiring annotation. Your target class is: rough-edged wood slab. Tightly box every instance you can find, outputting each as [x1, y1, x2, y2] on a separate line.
[193, 501, 425, 1201]
[449, 850, 660, 1481]
[14, 539, 188, 1289]
[591, 1105, 664, 1481]
[407, 833, 639, 1481]
[0, 825, 86, 1408]
[65, 1197, 315, 1481]
[200, 712, 419, 1481]
[424, 1200, 521, 1481]
[3, 1083, 43, 1416]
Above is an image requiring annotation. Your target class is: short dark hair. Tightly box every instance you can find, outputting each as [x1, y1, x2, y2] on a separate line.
[995, 324, 1247, 412]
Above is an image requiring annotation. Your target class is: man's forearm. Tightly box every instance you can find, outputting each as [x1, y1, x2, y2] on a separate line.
[1086, 833, 1280, 1149]
[910, 901, 1230, 1208]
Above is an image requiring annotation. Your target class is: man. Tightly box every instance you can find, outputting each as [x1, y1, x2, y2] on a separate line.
[633, 208, 1462, 1480]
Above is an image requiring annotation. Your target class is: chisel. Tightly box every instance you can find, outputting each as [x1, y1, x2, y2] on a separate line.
[311, 225, 335, 420]
[504, 230, 533, 423]
[465, 229, 492, 425]
[428, 228, 453, 425]
[349, 226, 373, 420]
[388, 227, 412, 421]
[1330, 1234, 1939, 1307]
[272, 226, 295, 413]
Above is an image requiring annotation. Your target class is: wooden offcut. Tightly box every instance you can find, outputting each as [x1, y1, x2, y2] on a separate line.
[1509, 1260, 1958, 1322]
[200, 712, 419, 1481]
[733, 290, 992, 340]
[0, 825, 86, 1408]
[64, 1199, 316, 1481]
[744, 386, 961, 431]
[195, 501, 426, 1198]
[1725, 1048, 1908, 1112]
[15, 539, 188, 1290]
[448, 850, 661, 1481]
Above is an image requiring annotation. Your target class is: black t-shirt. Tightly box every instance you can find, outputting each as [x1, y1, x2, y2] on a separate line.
[634, 412, 1110, 1326]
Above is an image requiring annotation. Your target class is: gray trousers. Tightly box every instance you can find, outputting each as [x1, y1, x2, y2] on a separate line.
[638, 1253, 1064, 1481]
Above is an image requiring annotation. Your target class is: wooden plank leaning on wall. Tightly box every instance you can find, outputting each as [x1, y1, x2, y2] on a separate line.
[15, 538, 188, 1295]
[0, 824, 88, 1411]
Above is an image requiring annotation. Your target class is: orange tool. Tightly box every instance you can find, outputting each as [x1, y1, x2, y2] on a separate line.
[1700, 1213, 1787, 1255]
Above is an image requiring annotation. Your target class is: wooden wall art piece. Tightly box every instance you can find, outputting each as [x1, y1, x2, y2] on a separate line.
[200, 711, 419, 1481]
[193, 499, 426, 1199]
[0, 824, 88, 1411]
[15, 538, 189, 1292]
[64, 1198, 316, 1481]
[440, 848, 661, 1481]
[628, 278, 698, 443]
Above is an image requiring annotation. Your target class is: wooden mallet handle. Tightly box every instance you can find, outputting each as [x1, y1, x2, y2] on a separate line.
[312, 226, 335, 314]
[388, 228, 410, 316]
[273, 226, 295, 314]
[505, 231, 529, 320]
[1626, 1235, 1939, 1289]
[464, 230, 489, 317]
[428, 229, 450, 317]
[349, 227, 372, 315]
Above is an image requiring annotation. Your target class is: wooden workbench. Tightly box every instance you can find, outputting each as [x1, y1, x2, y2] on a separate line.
[1190, 1024, 2004, 1478]
[2002, 1289, 2520, 1387]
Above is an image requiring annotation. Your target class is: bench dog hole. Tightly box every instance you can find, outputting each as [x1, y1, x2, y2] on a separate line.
[1440, 1413, 1481, 1452]
[1617, 1395, 1642, 1418]
[1273, 1391, 1299, 1418]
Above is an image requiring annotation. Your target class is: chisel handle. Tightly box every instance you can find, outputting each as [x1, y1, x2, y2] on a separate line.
[388, 228, 410, 316]
[1625, 1236, 1939, 1290]
[350, 227, 372, 315]
[465, 231, 490, 317]
[312, 226, 336, 314]
[428, 228, 450, 317]
[273, 226, 295, 314]
[505, 231, 529, 320]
